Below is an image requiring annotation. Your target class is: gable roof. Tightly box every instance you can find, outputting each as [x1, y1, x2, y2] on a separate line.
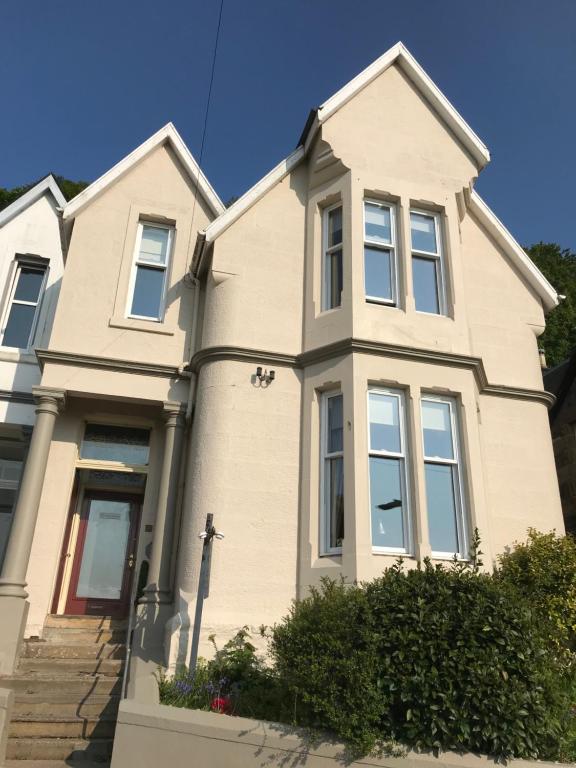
[0, 174, 66, 228]
[466, 189, 558, 311]
[63, 123, 225, 220]
[203, 41, 489, 246]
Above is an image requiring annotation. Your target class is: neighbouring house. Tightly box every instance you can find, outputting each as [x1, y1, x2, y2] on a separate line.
[544, 351, 576, 533]
[0, 42, 564, 765]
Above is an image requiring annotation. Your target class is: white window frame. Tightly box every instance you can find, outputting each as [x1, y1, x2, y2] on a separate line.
[367, 388, 412, 555]
[363, 199, 398, 306]
[320, 390, 344, 556]
[420, 395, 467, 559]
[0, 260, 49, 350]
[410, 209, 446, 316]
[321, 203, 343, 312]
[126, 221, 174, 322]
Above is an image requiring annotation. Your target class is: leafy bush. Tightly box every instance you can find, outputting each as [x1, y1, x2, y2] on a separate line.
[270, 559, 572, 759]
[159, 627, 289, 722]
[498, 529, 576, 650]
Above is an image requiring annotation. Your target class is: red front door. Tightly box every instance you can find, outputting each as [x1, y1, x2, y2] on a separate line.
[65, 491, 141, 617]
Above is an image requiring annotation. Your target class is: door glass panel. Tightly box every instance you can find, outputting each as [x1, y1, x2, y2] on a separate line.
[76, 499, 131, 599]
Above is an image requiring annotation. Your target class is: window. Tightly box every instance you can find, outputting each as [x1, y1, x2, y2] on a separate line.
[128, 222, 173, 321]
[81, 424, 151, 465]
[322, 204, 343, 310]
[368, 389, 410, 553]
[364, 200, 397, 305]
[321, 392, 344, 553]
[1, 260, 48, 349]
[421, 397, 466, 557]
[410, 211, 445, 315]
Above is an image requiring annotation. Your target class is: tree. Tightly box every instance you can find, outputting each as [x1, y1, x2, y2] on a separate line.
[0, 175, 89, 211]
[526, 243, 576, 367]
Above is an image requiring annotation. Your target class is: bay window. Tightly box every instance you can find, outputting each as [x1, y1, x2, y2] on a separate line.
[410, 210, 445, 315]
[322, 204, 343, 311]
[364, 200, 397, 305]
[421, 396, 467, 558]
[321, 392, 344, 554]
[368, 389, 410, 553]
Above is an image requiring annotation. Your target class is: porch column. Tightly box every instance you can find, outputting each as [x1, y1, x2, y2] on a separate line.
[0, 386, 65, 675]
[141, 402, 185, 604]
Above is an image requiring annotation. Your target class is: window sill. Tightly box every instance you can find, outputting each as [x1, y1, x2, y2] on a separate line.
[0, 348, 38, 364]
[108, 317, 175, 336]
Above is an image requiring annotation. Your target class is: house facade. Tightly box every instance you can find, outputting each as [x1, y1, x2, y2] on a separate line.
[0, 43, 564, 762]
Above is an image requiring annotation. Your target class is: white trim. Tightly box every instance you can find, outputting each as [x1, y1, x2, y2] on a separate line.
[320, 390, 344, 556]
[367, 388, 412, 555]
[63, 123, 225, 220]
[420, 395, 467, 559]
[467, 189, 558, 311]
[363, 199, 398, 306]
[126, 221, 174, 322]
[318, 42, 490, 168]
[204, 147, 305, 243]
[0, 175, 66, 228]
[321, 202, 343, 312]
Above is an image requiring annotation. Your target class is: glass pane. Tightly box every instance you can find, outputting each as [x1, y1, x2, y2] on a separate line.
[81, 424, 150, 464]
[324, 249, 342, 309]
[77, 499, 131, 599]
[413, 256, 440, 314]
[81, 470, 147, 490]
[369, 393, 401, 453]
[327, 207, 342, 248]
[130, 265, 165, 318]
[425, 463, 459, 554]
[139, 225, 169, 265]
[422, 401, 454, 460]
[327, 394, 343, 453]
[410, 212, 437, 253]
[326, 456, 344, 549]
[364, 203, 391, 244]
[365, 246, 392, 301]
[13, 267, 45, 303]
[0, 488, 18, 569]
[370, 456, 405, 549]
[2, 303, 36, 348]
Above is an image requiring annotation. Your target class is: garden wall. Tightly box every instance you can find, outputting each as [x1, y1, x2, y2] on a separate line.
[110, 700, 569, 768]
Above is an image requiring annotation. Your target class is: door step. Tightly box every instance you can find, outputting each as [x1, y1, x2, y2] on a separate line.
[23, 640, 126, 659]
[43, 615, 128, 631]
[19, 658, 124, 677]
[6, 736, 114, 761]
[10, 714, 116, 739]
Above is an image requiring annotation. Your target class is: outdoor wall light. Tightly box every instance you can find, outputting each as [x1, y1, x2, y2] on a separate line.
[255, 366, 275, 385]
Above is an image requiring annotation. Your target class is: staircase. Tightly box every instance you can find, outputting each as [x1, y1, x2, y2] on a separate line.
[3, 615, 127, 767]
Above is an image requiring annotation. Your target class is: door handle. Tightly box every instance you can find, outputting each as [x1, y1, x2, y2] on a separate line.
[128, 553, 135, 569]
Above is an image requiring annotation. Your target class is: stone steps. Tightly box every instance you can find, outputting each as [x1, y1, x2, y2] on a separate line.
[12, 695, 120, 719]
[23, 641, 126, 660]
[7, 675, 122, 697]
[19, 658, 124, 677]
[6, 736, 114, 761]
[10, 715, 116, 739]
[41, 628, 126, 644]
[43, 616, 127, 631]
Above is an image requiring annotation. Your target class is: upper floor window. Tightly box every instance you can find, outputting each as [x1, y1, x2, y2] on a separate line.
[368, 389, 410, 553]
[321, 391, 344, 554]
[364, 200, 397, 305]
[322, 204, 343, 311]
[128, 222, 173, 321]
[421, 396, 466, 558]
[410, 211, 445, 315]
[1, 258, 48, 350]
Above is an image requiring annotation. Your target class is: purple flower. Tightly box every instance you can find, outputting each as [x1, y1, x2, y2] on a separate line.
[175, 680, 192, 695]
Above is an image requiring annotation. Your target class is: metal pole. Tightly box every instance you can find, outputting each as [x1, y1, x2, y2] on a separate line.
[188, 513, 215, 677]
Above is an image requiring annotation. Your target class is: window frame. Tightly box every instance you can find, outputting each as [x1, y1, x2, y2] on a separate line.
[410, 209, 446, 316]
[367, 387, 412, 555]
[126, 221, 174, 322]
[320, 390, 344, 556]
[0, 258, 49, 351]
[420, 394, 468, 559]
[363, 199, 398, 306]
[321, 202, 343, 312]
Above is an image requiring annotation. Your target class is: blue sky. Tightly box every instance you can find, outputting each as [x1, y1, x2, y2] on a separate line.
[1, 0, 575, 248]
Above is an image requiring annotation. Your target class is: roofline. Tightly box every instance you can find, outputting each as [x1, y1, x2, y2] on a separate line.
[63, 123, 225, 220]
[202, 42, 491, 245]
[0, 174, 66, 228]
[317, 42, 490, 168]
[467, 189, 558, 312]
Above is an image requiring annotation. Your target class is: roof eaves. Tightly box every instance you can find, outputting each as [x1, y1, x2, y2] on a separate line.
[63, 123, 225, 220]
[467, 189, 558, 311]
[0, 174, 66, 228]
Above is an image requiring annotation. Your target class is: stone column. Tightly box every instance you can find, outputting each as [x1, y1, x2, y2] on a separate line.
[141, 402, 186, 604]
[0, 387, 65, 675]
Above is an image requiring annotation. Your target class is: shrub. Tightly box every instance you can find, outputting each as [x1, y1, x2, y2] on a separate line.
[270, 559, 571, 759]
[498, 529, 576, 651]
